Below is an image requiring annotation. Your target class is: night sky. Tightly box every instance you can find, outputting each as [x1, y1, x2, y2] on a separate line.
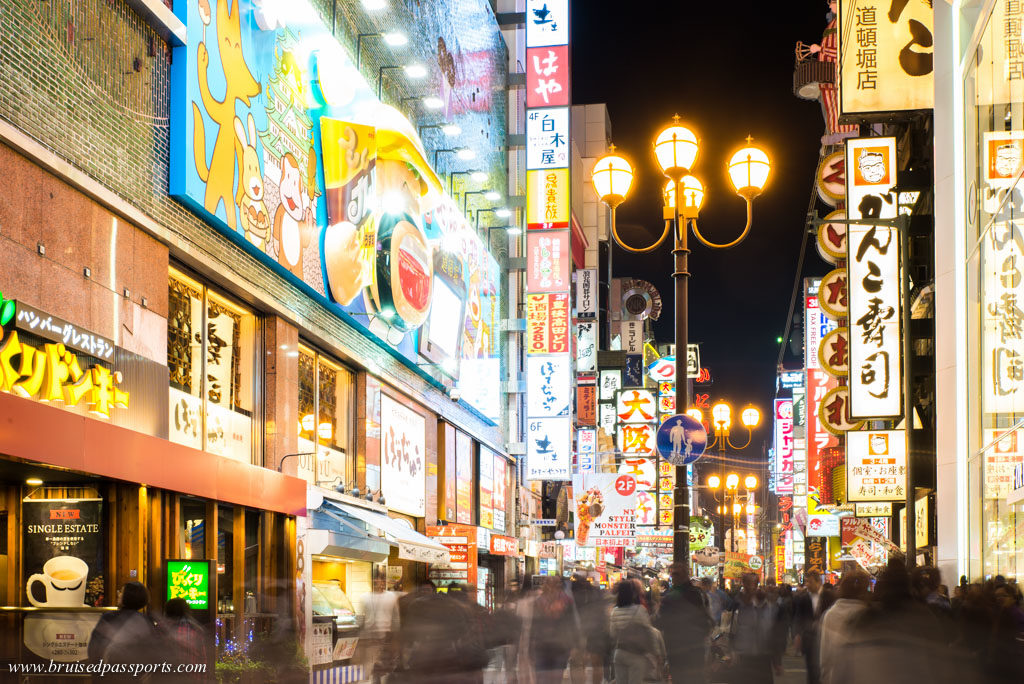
[572, 1, 835, 448]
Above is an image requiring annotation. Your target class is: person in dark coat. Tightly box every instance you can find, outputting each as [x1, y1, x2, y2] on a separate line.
[88, 582, 162, 682]
[569, 573, 610, 684]
[161, 598, 212, 681]
[655, 563, 712, 684]
[530, 576, 580, 684]
[792, 571, 835, 684]
[392, 581, 471, 683]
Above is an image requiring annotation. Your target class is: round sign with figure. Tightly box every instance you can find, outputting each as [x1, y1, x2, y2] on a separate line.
[656, 414, 707, 466]
[749, 555, 764, 571]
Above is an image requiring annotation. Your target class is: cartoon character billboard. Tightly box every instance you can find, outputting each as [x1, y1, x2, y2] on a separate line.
[170, 0, 505, 392]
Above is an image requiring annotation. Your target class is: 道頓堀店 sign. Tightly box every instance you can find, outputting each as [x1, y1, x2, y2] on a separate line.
[838, 0, 934, 116]
[846, 137, 902, 419]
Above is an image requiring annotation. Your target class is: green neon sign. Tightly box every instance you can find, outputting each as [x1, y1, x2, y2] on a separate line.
[0, 294, 15, 327]
[166, 559, 211, 611]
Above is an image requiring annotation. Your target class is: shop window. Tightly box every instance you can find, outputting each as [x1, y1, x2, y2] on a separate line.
[178, 498, 206, 561]
[218, 505, 234, 613]
[964, 6, 1024, 579]
[244, 509, 260, 613]
[168, 267, 258, 464]
[297, 345, 355, 487]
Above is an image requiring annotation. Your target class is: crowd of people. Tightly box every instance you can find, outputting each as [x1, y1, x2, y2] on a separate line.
[86, 563, 1024, 683]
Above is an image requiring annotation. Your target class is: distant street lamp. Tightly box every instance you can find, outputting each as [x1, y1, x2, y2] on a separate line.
[592, 118, 771, 580]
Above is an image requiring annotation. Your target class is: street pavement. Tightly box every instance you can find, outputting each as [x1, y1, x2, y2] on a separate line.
[707, 654, 807, 684]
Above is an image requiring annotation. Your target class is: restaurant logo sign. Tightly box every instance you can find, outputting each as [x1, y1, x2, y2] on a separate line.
[166, 559, 211, 611]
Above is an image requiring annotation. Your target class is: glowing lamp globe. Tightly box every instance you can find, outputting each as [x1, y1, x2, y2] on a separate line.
[728, 140, 771, 199]
[686, 407, 704, 423]
[663, 176, 705, 212]
[725, 473, 740, 490]
[654, 120, 699, 181]
[707, 474, 721, 490]
[741, 406, 760, 429]
[744, 475, 758, 489]
[712, 402, 732, 430]
[592, 152, 634, 208]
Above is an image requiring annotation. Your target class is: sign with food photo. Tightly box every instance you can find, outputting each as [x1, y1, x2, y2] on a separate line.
[571, 473, 637, 547]
[23, 499, 105, 608]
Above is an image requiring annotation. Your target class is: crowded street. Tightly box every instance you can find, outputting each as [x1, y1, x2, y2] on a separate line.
[0, 0, 1022, 681]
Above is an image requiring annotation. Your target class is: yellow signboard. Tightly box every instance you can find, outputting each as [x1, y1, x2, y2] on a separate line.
[526, 168, 570, 230]
[838, 0, 933, 115]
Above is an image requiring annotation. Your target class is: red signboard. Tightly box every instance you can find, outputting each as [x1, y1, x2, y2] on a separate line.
[489, 534, 518, 556]
[577, 384, 596, 426]
[806, 368, 839, 495]
[427, 524, 478, 588]
[526, 45, 570, 108]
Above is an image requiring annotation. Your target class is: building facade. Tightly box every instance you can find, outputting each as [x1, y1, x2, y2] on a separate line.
[0, 0, 522, 676]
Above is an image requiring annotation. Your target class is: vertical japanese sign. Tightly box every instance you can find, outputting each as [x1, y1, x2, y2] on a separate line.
[576, 269, 598, 318]
[381, 394, 426, 517]
[526, 0, 572, 483]
[846, 137, 901, 419]
[617, 389, 658, 458]
[775, 399, 795, 494]
[981, 131, 1024, 414]
[427, 524, 478, 588]
[837, 0, 934, 115]
[805, 280, 840, 496]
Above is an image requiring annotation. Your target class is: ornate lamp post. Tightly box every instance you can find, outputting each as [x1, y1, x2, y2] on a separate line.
[593, 124, 771, 580]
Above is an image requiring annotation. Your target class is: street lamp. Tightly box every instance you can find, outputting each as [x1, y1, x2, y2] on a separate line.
[593, 117, 770, 580]
[707, 470, 760, 584]
[708, 401, 760, 451]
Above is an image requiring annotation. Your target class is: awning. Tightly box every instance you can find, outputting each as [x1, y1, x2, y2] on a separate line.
[325, 502, 450, 564]
[313, 505, 395, 563]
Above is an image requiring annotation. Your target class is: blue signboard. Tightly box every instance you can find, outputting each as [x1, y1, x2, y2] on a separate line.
[656, 414, 707, 466]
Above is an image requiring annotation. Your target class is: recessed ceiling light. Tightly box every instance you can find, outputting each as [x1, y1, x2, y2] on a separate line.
[506, 226, 522, 236]
[26, 478, 43, 486]
[423, 96, 444, 109]
[456, 148, 476, 160]
[484, 191, 501, 201]
[495, 208, 512, 218]
[470, 171, 488, 183]
[441, 124, 461, 136]
[404, 63, 427, 79]
[383, 32, 408, 47]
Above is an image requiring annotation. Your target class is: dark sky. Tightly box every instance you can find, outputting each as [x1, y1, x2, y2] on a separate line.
[572, 1, 834, 442]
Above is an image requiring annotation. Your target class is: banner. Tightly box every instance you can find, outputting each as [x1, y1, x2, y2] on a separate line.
[774, 399, 794, 494]
[805, 536, 829, 575]
[846, 430, 907, 502]
[381, 394, 426, 517]
[571, 472, 637, 547]
[527, 293, 570, 354]
[24, 499, 105, 608]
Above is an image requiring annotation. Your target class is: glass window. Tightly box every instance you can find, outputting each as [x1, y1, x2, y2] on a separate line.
[297, 344, 355, 487]
[178, 498, 206, 561]
[244, 510, 260, 613]
[218, 506, 234, 612]
[168, 268, 258, 464]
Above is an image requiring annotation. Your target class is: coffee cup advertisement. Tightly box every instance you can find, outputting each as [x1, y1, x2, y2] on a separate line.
[23, 499, 105, 607]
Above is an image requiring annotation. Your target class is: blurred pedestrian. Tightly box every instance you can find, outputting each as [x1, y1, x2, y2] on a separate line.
[610, 579, 661, 684]
[989, 583, 1024, 683]
[530, 576, 580, 684]
[793, 570, 835, 684]
[88, 582, 162, 682]
[655, 564, 710, 684]
[161, 598, 211, 682]
[818, 569, 869, 684]
[729, 572, 775, 684]
[569, 573, 609, 684]
[358, 571, 400, 683]
[392, 580, 470, 683]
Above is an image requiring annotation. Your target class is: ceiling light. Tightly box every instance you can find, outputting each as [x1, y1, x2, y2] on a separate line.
[506, 226, 522, 236]
[495, 208, 511, 218]
[361, 0, 386, 9]
[456, 148, 476, 160]
[383, 32, 408, 47]
[423, 96, 444, 109]
[441, 124, 461, 136]
[404, 63, 427, 79]
[484, 191, 501, 201]
[26, 478, 43, 486]
[470, 171, 488, 183]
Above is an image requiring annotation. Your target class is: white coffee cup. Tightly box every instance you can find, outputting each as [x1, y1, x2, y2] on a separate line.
[27, 556, 89, 607]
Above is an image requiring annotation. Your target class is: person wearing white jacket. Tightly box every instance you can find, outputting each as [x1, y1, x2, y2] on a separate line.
[609, 579, 661, 684]
[819, 569, 871, 684]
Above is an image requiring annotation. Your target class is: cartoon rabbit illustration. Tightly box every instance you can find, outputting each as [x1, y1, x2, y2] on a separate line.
[192, 0, 260, 230]
[234, 114, 269, 251]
